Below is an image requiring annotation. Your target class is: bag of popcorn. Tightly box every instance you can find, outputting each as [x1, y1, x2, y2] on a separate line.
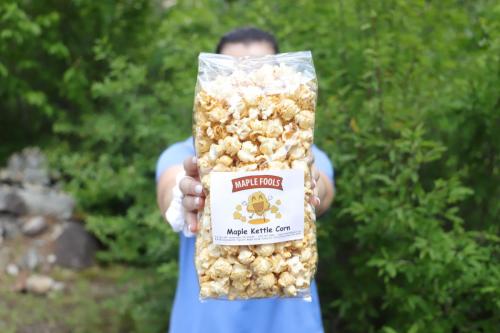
[193, 51, 318, 300]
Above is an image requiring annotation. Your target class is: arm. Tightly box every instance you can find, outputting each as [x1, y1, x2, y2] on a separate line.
[311, 145, 335, 216]
[156, 157, 204, 233]
[156, 165, 184, 216]
[155, 139, 203, 232]
[314, 169, 335, 216]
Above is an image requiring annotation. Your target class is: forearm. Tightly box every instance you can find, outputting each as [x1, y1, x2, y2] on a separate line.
[156, 165, 184, 215]
[315, 171, 335, 216]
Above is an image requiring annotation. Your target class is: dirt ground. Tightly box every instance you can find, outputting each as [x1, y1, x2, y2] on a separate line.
[0, 263, 151, 333]
[0, 215, 173, 333]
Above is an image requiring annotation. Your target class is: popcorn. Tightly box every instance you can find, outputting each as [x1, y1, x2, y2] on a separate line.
[249, 119, 266, 132]
[254, 244, 275, 257]
[286, 256, 305, 275]
[194, 52, 318, 300]
[251, 257, 273, 275]
[241, 141, 258, 155]
[237, 150, 255, 163]
[288, 146, 306, 161]
[282, 123, 299, 141]
[295, 276, 309, 289]
[230, 263, 252, 281]
[200, 277, 230, 298]
[278, 271, 296, 287]
[228, 95, 245, 119]
[241, 86, 263, 105]
[249, 107, 260, 120]
[277, 98, 300, 121]
[208, 106, 229, 123]
[208, 144, 223, 161]
[232, 279, 250, 291]
[196, 138, 212, 154]
[222, 135, 242, 156]
[260, 140, 277, 156]
[270, 254, 288, 273]
[300, 247, 313, 262]
[271, 146, 288, 162]
[293, 84, 316, 110]
[267, 161, 290, 170]
[295, 110, 315, 129]
[256, 273, 276, 289]
[237, 248, 255, 265]
[207, 244, 222, 258]
[265, 118, 284, 138]
[208, 257, 233, 278]
[284, 285, 298, 296]
[216, 155, 233, 167]
[257, 97, 277, 119]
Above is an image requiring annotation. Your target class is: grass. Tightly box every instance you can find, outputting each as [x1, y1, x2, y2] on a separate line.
[0, 265, 165, 333]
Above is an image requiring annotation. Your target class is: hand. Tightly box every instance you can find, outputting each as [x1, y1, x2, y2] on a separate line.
[179, 156, 205, 233]
[310, 165, 321, 208]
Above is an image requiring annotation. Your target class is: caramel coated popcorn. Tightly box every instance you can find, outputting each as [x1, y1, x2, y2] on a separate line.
[194, 52, 318, 300]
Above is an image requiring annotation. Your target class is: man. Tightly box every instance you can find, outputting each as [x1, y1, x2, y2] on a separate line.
[156, 27, 334, 333]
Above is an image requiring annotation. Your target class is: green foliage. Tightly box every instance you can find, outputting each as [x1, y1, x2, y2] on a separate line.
[1, 0, 499, 332]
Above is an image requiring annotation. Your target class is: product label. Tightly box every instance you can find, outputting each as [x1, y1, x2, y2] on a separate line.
[210, 169, 304, 245]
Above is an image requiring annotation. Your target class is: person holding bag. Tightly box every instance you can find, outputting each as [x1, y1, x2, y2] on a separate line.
[156, 27, 334, 333]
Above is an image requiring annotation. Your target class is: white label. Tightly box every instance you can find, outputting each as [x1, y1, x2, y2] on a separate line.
[210, 169, 304, 245]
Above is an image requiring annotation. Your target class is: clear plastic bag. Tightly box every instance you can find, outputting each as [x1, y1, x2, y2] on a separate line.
[193, 51, 318, 300]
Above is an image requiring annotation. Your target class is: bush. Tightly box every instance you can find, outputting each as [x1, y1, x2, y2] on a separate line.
[1, 0, 498, 332]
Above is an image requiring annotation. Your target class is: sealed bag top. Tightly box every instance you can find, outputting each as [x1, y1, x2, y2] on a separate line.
[196, 51, 316, 100]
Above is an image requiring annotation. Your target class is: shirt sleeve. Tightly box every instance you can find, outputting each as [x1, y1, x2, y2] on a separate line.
[155, 137, 195, 182]
[312, 145, 335, 184]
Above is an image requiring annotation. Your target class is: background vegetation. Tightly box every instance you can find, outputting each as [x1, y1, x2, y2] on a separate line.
[1, 0, 499, 332]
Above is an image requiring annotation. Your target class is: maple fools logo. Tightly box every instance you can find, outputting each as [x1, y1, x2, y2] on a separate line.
[231, 175, 283, 192]
[232, 175, 283, 225]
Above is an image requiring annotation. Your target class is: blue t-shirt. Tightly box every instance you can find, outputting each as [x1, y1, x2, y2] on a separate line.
[156, 137, 334, 333]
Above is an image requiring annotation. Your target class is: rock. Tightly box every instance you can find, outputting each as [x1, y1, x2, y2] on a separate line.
[33, 238, 46, 247]
[55, 222, 98, 269]
[4, 147, 50, 185]
[22, 216, 48, 236]
[49, 224, 63, 241]
[0, 213, 21, 239]
[26, 274, 54, 294]
[20, 247, 42, 271]
[0, 247, 11, 271]
[12, 271, 29, 292]
[0, 186, 26, 215]
[6, 263, 19, 276]
[52, 281, 65, 292]
[16, 185, 74, 220]
[47, 254, 56, 264]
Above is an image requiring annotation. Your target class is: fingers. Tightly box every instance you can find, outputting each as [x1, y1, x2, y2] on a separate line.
[185, 211, 199, 233]
[182, 195, 205, 212]
[182, 193, 203, 234]
[309, 166, 321, 208]
[312, 165, 320, 181]
[309, 195, 321, 208]
[308, 151, 315, 165]
[181, 156, 203, 234]
[179, 176, 204, 197]
[183, 156, 199, 177]
[310, 165, 320, 189]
